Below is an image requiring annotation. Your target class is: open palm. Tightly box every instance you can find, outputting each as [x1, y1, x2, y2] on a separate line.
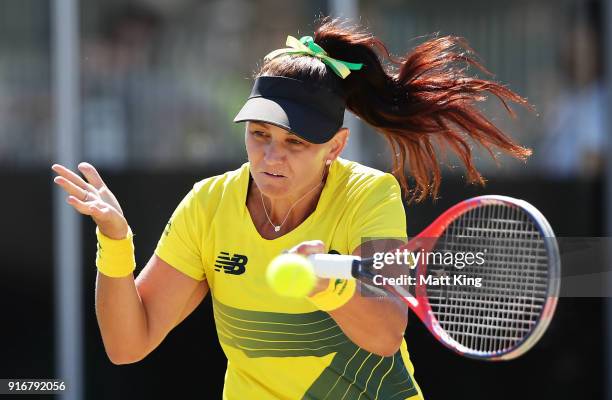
[51, 162, 129, 240]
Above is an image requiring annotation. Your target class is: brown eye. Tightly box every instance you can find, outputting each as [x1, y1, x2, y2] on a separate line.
[288, 138, 304, 145]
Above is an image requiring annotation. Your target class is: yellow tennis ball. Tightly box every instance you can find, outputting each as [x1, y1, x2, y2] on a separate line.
[266, 253, 316, 298]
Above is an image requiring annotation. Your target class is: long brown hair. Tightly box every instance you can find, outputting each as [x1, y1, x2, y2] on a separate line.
[256, 17, 532, 202]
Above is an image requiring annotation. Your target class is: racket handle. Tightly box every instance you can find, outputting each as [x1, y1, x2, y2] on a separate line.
[306, 254, 360, 279]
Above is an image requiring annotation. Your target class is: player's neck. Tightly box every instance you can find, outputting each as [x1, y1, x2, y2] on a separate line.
[246, 175, 327, 238]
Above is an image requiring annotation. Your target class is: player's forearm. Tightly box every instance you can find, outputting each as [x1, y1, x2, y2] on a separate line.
[95, 272, 149, 364]
[329, 294, 407, 357]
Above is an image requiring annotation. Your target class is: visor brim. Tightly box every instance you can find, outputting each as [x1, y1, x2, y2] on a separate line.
[233, 96, 341, 144]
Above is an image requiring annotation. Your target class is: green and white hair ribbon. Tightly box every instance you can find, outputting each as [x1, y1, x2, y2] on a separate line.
[264, 35, 363, 79]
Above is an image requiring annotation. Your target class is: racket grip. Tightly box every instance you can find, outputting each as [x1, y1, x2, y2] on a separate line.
[306, 254, 360, 279]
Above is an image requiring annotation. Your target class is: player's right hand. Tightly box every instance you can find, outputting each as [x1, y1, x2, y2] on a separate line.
[285, 240, 330, 297]
[51, 162, 129, 240]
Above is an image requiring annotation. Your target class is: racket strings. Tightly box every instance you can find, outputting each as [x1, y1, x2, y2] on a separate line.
[426, 202, 550, 356]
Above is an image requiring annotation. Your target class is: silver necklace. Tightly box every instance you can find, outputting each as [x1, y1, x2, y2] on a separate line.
[259, 181, 323, 232]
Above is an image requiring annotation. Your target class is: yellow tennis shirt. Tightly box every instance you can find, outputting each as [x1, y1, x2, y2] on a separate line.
[155, 158, 424, 400]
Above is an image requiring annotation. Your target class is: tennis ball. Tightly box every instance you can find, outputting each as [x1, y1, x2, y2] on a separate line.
[266, 253, 316, 298]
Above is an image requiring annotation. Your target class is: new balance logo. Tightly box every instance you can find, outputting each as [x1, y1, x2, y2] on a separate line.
[214, 252, 248, 275]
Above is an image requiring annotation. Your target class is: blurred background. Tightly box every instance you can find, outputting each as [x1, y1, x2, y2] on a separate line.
[0, 0, 609, 398]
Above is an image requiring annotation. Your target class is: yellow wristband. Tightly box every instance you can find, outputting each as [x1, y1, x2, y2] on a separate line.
[307, 278, 356, 311]
[95, 226, 136, 278]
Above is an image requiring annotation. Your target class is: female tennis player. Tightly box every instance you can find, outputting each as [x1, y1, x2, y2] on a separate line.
[51, 18, 530, 400]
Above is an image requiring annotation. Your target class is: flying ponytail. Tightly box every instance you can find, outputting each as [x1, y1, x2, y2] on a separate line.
[257, 17, 532, 202]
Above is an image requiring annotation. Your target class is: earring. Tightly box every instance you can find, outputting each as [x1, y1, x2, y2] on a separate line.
[325, 159, 332, 166]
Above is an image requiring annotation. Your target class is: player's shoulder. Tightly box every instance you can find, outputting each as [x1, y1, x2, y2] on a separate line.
[181, 162, 249, 219]
[333, 157, 399, 194]
[191, 162, 249, 197]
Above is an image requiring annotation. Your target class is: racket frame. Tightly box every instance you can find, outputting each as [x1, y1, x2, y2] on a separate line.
[311, 195, 560, 361]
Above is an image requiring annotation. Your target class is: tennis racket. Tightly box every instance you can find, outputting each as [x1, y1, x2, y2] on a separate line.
[307, 195, 560, 361]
